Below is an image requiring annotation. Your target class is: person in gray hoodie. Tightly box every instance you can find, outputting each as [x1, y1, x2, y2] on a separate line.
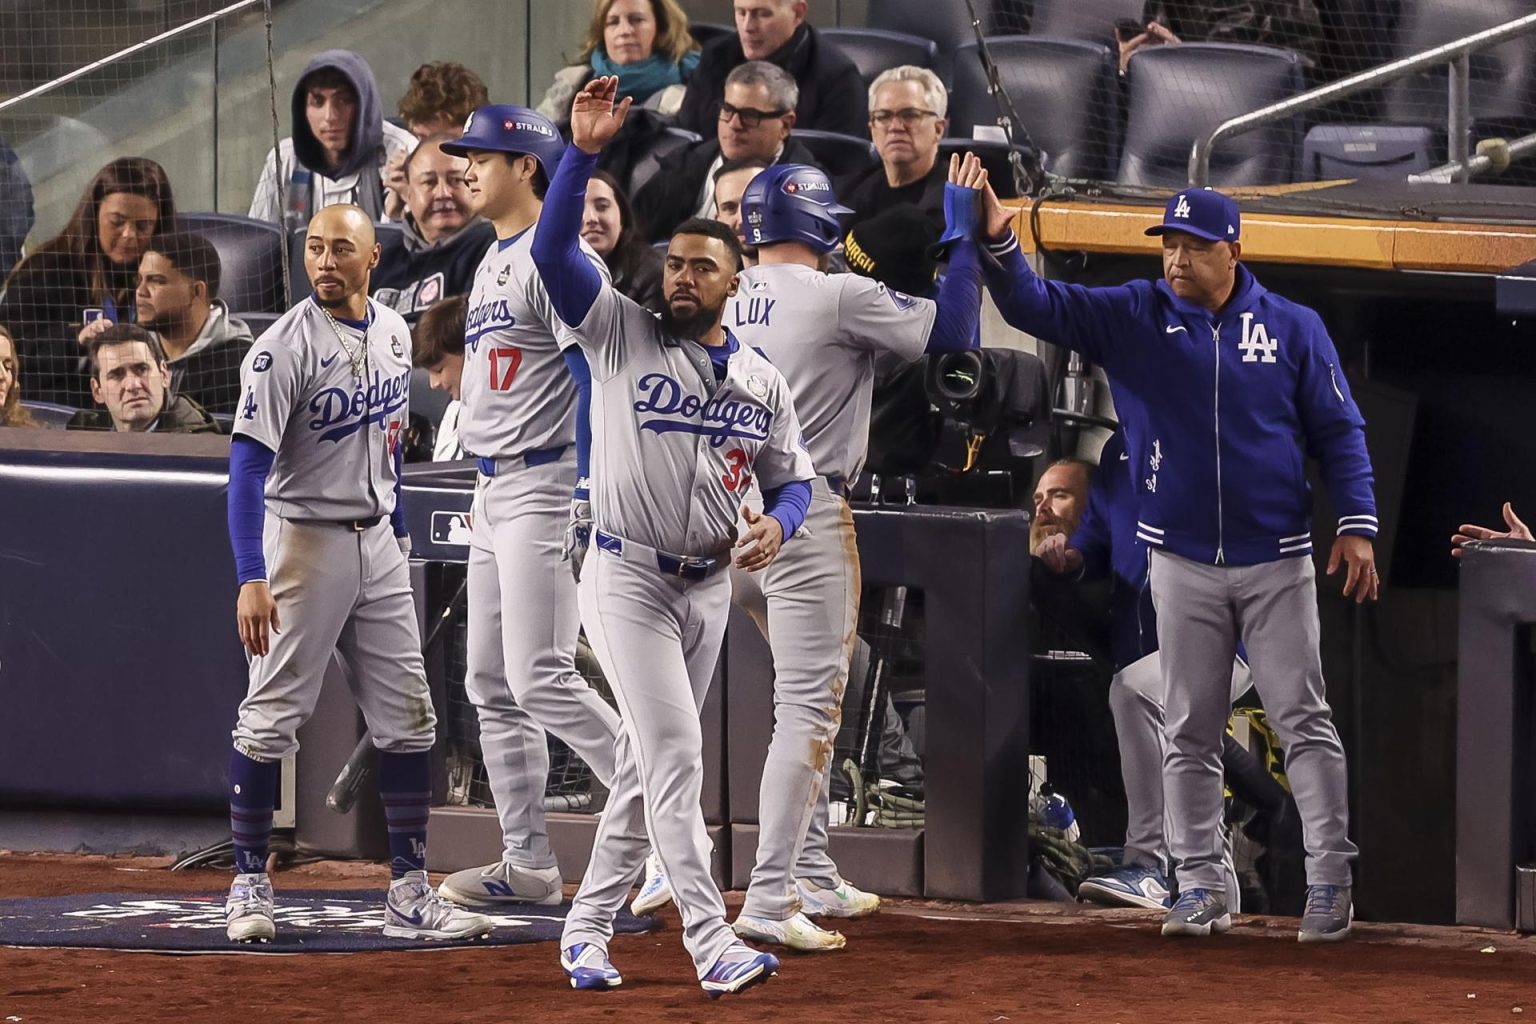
[249, 50, 417, 230]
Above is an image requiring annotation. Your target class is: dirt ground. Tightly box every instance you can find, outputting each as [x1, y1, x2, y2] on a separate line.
[0, 852, 1532, 1024]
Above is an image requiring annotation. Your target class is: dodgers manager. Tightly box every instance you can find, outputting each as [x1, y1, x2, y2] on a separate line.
[972, 184, 1377, 943]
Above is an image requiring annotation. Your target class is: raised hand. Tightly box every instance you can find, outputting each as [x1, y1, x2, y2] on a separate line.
[570, 75, 633, 155]
[1451, 501, 1534, 558]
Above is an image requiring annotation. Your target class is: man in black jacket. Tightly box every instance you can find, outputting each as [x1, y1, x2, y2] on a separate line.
[837, 66, 950, 232]
[676, 0, 867, 138]
[635, 61, 821, 242]
[371, 137, 494, 323]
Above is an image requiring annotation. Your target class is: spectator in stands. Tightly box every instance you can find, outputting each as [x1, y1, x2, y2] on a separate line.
[411, 293, 467, 461]
[1030, 458, 1092, 554]
[676, 0, 867, 138]
[67, 325, 218, 433]
[1117, 0, 1324, 74]
[0, 156, 175, 408]
[116, 230, 254, 417]
[386, 61, 490, 220]
[372, 138, 493, 324]
[537, 0, 700, 123]
[249, 50, 416, 230]
[839, 67, 949, 230]
[584, 170, 663, 312]
[634, 61, 817, 241]
[712, 158, 768, 265]
[0, 326, 35, 428]
[0, 138, 34, 281]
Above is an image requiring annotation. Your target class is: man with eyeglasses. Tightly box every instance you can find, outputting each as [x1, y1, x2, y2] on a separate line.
[635, 61, 822, 243]
[838, 67, 950, 231]
[371, 136, 495, 324]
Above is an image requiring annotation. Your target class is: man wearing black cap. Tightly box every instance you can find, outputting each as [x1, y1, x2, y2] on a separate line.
[969, 183, 1377, 944]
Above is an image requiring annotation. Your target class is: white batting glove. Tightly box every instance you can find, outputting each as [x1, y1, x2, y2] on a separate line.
[397, 533, 412, 558]
[563, 497, 593, 583]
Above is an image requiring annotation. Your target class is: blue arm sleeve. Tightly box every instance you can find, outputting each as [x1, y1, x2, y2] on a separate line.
[761, 479, 812, 541]
[563, 347, 593, 501]
[229, 435, 276, 584]
[530, 147, 604, 328]
[925, 239, 983, 354]
[391, 442, 408, 538]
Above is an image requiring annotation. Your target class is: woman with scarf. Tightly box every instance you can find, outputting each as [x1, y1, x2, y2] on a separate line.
[537, 0, 700, 124]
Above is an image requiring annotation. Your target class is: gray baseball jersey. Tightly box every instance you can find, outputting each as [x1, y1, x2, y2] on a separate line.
[566, 286, 815, 555]
[725, 264, 934, 481]
[233, 298, 412, 520]
[459, 225, 609, 459]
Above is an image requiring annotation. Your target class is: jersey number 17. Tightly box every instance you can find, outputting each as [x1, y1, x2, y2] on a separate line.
[489, 347, 523, 391]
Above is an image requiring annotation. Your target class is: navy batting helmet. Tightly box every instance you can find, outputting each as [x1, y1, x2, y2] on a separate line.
[440, 104, 564, 181]
[739, 164, 854, 254]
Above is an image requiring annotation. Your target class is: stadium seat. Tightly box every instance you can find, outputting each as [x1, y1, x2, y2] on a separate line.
[1118, 43, 1304, 187]
[822, 28, 939, 87]
[1300, 125, 1436, 181]
[865, 0, 999, 82]
[950, 37, 1120, 180]
[1027, 0, 1143, 45]
[18, 400, 76, 428]
[238, 311, 280, 340]
[287, 222, 404, 311]
[937, 137, 1029, 199]
[625, 126, 702, 200]
[1384, 0, 1536, 129]
[793, 129, 878, 178]
[175, 213, 285, 315]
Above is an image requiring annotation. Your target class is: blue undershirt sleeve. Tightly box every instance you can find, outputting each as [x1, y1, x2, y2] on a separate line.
[924, 239, 983, 354]
[761, 479, 812, 541]
[563, 347, 593, 501]
[530, 147, 604, 329]
[228, 435, 276, 584]
[391, 442, 408, 538]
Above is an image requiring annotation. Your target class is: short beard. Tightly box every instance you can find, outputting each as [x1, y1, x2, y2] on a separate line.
[1029, 520, 1064, 554]
[312, 289, 360, 310]
[660, 298, 724, 341]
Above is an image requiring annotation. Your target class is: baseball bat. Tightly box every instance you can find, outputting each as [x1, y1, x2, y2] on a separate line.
[853, 585, 908, 821]
[325, 578, 469, 814]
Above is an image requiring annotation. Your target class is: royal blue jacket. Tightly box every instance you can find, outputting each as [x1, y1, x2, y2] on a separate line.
[987, 233, 1377, 567]
[1071, 429, 1156, 672]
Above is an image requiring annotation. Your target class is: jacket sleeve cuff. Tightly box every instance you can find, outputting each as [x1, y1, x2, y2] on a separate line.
[1337, 514, 1379, 537]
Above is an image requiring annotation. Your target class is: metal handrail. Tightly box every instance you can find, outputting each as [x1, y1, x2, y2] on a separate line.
[0, 0, 261, 116]
[1189, 11, 1536, 187]
[1410, 129, 1536, 183]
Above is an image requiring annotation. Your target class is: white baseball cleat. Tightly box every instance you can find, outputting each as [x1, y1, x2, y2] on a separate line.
[700, 941, 780, 997]
[732, 911, 847, 951]
[437, 859, 562, 906]
[629, 852, 674, 916]
[384, 870, 494, 939]
[796, 878, 881, 918]
[225, 872, 276, 943]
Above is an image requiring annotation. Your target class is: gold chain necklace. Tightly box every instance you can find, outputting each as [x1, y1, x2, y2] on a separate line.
[319, 305, 368, 380]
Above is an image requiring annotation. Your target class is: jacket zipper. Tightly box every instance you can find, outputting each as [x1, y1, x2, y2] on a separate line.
[1211, 320, 1225, 565]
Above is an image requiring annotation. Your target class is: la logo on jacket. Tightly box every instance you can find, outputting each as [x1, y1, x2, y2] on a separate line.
[1237, 312, 1278, 364]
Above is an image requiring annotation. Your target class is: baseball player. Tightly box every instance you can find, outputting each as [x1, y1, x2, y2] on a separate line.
[715, 158, 985, 951]
[223, 205, 490, 944]
[533, 76, 815, 996]
[972, 184, 1377, 942]
[428, 106, 635, 908]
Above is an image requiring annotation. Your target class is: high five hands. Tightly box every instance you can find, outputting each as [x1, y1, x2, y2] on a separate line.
[571, 75, 633, 155]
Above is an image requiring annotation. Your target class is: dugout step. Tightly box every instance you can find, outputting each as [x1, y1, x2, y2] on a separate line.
[729, 823, 923, 898]
[428, 805, 732, 889]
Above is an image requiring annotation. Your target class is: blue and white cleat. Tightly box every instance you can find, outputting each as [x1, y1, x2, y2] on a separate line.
[383, 870, 494, 940]
[795, 878, 880, 918]
[1078, 864, 1172, 910]
[630, 852, 674, 916]
[700, 942, 780, 998]
[1161, 887, 1232, 938]
[225, 872, 276, 943]
[1298, 884, 1353, 943]
[562, 942, 623, 989]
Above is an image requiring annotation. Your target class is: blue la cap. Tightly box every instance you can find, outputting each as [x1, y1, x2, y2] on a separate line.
[1144, 187, 1241, 243]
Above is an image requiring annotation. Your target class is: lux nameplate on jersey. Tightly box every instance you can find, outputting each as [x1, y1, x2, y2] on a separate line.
[632, 371, 773, 447]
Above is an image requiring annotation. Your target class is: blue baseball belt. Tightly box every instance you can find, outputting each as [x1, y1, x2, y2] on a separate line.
[593, 530, 726, 582]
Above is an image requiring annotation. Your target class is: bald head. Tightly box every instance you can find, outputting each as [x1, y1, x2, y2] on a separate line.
[304, 203, 380, 317]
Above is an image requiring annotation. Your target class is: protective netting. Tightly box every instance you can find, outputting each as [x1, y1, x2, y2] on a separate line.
[858, 0, 1536, 195]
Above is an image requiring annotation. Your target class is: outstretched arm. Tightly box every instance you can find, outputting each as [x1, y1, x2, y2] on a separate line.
[924, 153, 988, 354]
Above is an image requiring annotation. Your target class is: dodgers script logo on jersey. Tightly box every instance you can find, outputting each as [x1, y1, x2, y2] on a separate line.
[632, 372, 772, 448]
[308, 368, 411, 443]
[464, 296, 516, 351]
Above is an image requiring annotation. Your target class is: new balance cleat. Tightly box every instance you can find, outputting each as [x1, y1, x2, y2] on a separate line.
[1079, 864, 1172, 910]
[438, 859, 562, 907]
[701, 942, 780, 997]
[796, 878, 880, 918]
[732, 911, 846, 952]
[225, 872, 275, 943]
[384, 870, 494, 940]
[1161, 887, 1232, 937]
[1298, 884, 1353, 943]
[562, 942, 623, 989]
[630, 852, 674, 916]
